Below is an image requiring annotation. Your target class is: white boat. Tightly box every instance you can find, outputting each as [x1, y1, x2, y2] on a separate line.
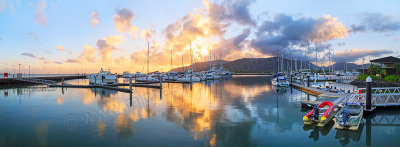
[205, 67, 221, 80]
[271, 76, 290, 87]
[177, 74, 201, 82]
[135, 72, 143, 77]
[164, 72, 179, 81]
[136, 75, 160, 82]
[122, 71, 133, 78]
[87, 68, 118, 85]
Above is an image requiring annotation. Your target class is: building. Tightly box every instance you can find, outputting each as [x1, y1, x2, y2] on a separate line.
[370, 56, 400, 74]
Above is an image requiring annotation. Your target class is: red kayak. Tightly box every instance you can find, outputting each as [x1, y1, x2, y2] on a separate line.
[303, 101, 335, 123]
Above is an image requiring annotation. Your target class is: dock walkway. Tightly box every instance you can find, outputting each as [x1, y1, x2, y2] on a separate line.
[291, 83, 349, 107]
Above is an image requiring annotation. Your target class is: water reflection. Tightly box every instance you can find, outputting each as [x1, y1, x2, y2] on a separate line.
[303, 121, 335, 141]
[335, 124, 363, 145]
[0, 76, 400, 146]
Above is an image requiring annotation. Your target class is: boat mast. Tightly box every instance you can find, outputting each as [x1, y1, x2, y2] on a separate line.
[308, 41, 311, 70]
[315, 42, 317, 73]
[147, 42, 149, 74]
[209, 50, 211, 71]
[190, 41, 193, 82]
[181, 54, 184, 72]
[170, 49, 172, 72]
[328, 48, 331, 74]
[277, 41, 279, 73]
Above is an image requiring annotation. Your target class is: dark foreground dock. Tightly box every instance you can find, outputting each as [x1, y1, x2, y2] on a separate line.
[0, 75, 87, 85]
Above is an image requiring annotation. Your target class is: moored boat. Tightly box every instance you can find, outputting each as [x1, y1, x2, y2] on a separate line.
[271, 75, 290, 87]
[87, 68, 118, 85]
[303, 101, 335, 124]
[334, 103, 363, 130]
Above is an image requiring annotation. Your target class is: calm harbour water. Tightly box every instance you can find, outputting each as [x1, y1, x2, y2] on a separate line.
[0, 75, 399, 146]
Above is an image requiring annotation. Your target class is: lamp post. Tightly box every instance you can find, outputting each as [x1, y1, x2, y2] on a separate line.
[29, 66, 31, 78]
[362, 58, 365, 75]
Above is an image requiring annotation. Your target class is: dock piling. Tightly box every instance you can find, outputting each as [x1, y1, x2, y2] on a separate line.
[366, 76, 372, 110]
[129, 75, 132, 92]
[307, 76, 310, 87]
[159, 76, 162, 88]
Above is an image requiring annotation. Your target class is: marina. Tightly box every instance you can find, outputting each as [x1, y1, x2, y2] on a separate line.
[0, 75, 399, 146]
[1, 0, 400, 146]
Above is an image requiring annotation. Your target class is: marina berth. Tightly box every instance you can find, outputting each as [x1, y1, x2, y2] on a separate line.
[87, 68, 118, 85]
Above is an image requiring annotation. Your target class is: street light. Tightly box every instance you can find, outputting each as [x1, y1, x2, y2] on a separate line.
[29, 66, 31, 78]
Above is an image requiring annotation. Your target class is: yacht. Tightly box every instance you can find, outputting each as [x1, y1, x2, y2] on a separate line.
[205, 67, 221, 80]
[87, 68, 118, 85]
[122, 71, 133, 78]
[177, 74, 201, 82]
[136, 74, 160, 83]
[271, 75, 290, 87]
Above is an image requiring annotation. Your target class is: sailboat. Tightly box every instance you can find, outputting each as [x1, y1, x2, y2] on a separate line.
[177, 42, 200, 82]
[136, 42, 160, 83]
[271, 43, 289, 87]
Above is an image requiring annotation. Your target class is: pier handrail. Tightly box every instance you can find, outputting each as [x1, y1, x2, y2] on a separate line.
[347, 93, 400, 106]
[357, 87, 400, 94]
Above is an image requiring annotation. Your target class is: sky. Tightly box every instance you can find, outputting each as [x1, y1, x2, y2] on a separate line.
[0, 0, 399, 74]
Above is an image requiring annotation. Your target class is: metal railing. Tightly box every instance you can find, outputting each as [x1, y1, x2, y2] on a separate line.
[358, 87, 400, 94]
[347, 92, 400, 106]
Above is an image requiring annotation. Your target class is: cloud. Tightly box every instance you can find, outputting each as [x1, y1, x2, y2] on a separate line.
[204, 0, 256, 26]
[29, 32, 39, 41]
[37, 56, 45, 60]
[0, 0, 4, 12]
[34, 0, 47, 26]
[250, 14, 348, 56]
[114, 8, 138, 37]
[0, 37, 2, 41]
[352, 13, 400, 33]
[91, 11, 100, 27]
[78, 45, 96, 62]
[97, 35, 125, 63]
[66, 58, 79, 63]
[54, 61, 63, 64]
[140, 29, 155, 40]
[66, 44, 97, 63]
[21, 52, 36, 58]
[56, 44, 65, 52]
[334, 48, 393, 62]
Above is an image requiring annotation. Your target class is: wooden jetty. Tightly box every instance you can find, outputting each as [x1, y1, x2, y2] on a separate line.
[291, 83, 349, 108]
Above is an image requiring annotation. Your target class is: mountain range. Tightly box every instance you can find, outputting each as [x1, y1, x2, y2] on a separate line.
[169, 57, 368, 73]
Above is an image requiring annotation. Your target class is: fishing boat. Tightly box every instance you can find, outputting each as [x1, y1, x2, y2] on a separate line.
[87, 68, 118, 85]
[334, 103, 363, 130]
[303, 101, 336, 126]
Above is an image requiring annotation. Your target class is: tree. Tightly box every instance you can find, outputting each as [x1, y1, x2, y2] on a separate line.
[368, 63, 375, 75]
[394, 62, 400, 75]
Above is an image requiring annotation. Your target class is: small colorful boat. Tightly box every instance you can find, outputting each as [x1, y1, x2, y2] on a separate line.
[334, 103, 363, 130]
[303, 101, 335, 125]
